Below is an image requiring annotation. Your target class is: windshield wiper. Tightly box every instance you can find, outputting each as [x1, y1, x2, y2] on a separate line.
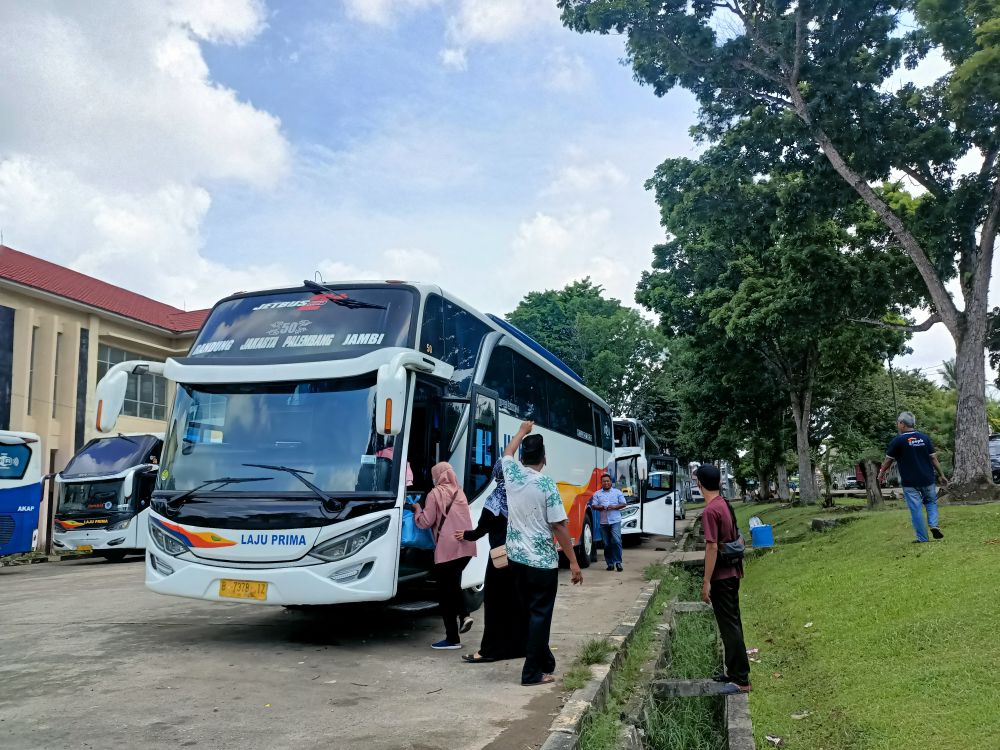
[117, 433, 139, 445]
[242, 463, 344, 512]
[302, 279, 386, 310]
[165, 476, 273, 510]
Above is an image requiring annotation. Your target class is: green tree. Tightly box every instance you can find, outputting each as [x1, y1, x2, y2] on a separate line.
[561, 0, 1000, 492]
[506, 279, 668, 418]
[637, 153, 904, 503]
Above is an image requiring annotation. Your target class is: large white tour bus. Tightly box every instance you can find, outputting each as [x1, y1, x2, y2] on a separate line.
[93, 281, 613, 607]
[609, 446, 678, 540]
[52, 433, 162, 561]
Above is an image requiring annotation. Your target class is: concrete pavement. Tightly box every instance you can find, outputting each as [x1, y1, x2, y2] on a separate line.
[0, 526, 687, 750]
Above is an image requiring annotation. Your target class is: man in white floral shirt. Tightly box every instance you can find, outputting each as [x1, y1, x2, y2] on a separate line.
[502, 420, 582, 686]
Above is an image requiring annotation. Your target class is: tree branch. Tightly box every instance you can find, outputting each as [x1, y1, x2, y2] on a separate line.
[791, 4, 805, 86]
[899, 165, 945, 199]
[973, 175, 1000, 308]
[850, 313, 942, 332]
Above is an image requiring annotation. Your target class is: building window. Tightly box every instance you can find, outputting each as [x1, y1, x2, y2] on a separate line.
[96, 344, 167, 420]
[52, 332, 62, 418]
[27, 326, 38, 415]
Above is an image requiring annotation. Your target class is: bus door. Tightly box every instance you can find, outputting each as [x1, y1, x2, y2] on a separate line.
[642, 455, 676, 537]
[465, 386, 498, 500]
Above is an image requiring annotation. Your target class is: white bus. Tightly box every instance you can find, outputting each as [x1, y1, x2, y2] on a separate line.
[93, 282, 614, 607]
[613, 417, 660, 457]
[52, 433, 162, 561]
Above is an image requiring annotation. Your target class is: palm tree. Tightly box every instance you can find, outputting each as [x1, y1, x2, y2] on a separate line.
[941, 359, 958, 391]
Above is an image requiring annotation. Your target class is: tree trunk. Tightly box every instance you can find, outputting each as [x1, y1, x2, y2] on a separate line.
[776, 464, 790, 503]
[789, 391, 818, 504]
[757, 470, 772, 501]
[820, 461, 834, 508]
[951, 320, 993, 491]
[862, 459, 884, 509]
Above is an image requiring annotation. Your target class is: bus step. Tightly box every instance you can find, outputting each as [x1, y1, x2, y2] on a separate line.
[389, 600, 438, 613]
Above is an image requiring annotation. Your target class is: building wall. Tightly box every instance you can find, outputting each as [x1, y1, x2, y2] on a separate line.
[0, 284, 196, 549]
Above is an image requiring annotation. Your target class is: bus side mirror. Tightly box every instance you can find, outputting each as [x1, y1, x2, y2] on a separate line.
[637, 456, 648, 481]
[376, 363, 407, 436]
[95, 371, 128, 433]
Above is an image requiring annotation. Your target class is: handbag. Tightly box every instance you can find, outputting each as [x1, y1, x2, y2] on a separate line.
[489, 544, 508, 569]
[717, 498, 746, 564]
[401, 508, 435, 550]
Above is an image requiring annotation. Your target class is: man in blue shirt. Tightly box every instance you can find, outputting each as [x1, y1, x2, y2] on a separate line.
[878, 411, 949, 543]
[591, 474, 628, 571]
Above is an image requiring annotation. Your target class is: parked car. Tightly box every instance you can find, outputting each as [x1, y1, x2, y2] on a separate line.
[844, 475, 861, 490]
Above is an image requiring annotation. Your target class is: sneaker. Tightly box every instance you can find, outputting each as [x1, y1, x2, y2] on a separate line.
[720, 682, 752, 694]
[615, 563, 623, 572]
[431, 639, 461, 650]
[460, 616, 474, 634]
[606, 565, 614, 571]
[930, 527, 944, 539]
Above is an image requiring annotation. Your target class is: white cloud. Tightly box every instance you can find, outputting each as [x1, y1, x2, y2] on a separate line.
[446, 0, 559, 46]
[544, 160, 627, 195]
[0, 0, 291, 308]
[544, 48, 592, 92]
[439, 47, 468, 71]
[342, 0, 442, 27]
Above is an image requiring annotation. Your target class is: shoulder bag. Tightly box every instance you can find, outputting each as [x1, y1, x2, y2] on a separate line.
[717, 497, 746, 565]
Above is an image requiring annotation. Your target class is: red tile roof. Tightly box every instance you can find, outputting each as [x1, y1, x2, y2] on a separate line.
[0, 245, 210, 333]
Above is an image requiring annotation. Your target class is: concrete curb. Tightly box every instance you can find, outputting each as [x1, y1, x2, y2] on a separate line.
[539, 536, 692, 750]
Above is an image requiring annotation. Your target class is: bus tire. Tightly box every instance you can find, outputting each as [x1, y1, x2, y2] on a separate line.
[101, 551, 128, 563]
[462, 583, 485, 613]
[575, 517, 593, 569]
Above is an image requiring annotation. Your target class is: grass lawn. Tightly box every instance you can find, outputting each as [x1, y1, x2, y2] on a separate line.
[736, 501, 1000, 749]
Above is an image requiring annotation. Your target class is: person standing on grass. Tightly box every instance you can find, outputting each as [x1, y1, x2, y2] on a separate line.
[590, 474, 627, 571]
[878, 411, 949, 543]
[503, 420, 583, 686]
[698, 464, 751, 694]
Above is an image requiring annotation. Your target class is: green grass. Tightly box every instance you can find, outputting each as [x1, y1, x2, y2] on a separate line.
[579, 638, 614, 665]
[732, 498, 872, 546]
[740, 502, 1000, 750]
[563, 664, 594, 691]
[577, 567, 700, 750]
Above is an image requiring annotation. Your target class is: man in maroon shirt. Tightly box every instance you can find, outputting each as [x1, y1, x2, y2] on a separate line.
[697, 464, 751, 693]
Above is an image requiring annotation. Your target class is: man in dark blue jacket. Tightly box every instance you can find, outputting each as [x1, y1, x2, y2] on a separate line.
[878, 412, 949, 543]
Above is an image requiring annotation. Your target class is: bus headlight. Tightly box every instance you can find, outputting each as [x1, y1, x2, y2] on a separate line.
[309, 517, 390, 563]
[150, 523, 189, 557]
[621, 504, 639, 518]
[107, 518, 132, 531]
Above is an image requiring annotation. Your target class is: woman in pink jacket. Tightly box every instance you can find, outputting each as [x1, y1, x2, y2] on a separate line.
[409, 462, 477, 649]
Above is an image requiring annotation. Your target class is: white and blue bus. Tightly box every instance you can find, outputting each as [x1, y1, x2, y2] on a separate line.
[93, 282, 614, 607]
[0, 431, 44, 557]
[52, 434, 162, 562]
[605, 446, 678, 541]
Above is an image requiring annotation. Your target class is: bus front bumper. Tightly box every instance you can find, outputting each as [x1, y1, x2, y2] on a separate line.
[53, 528, 133, 552]
[144, 552, 397, 606]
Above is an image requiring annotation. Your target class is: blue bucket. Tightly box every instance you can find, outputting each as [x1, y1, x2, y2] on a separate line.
[750, 524, 774, 548]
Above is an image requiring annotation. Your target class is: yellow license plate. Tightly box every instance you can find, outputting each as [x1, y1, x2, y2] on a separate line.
[219, 579, 268, 601]
[76, 545, 93, 553]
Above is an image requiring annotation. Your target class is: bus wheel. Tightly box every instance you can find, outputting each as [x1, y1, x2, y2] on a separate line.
[101, 551, 127, 563]
[462, 583, 485, 613]
[575, 518, 593, 569]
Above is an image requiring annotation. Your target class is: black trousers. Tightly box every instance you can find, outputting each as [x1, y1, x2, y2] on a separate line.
[479, 559, 528, 660]
[510, 561, 558, 684]
[710, 577, 751, 685]
[435, 556, 471, 644]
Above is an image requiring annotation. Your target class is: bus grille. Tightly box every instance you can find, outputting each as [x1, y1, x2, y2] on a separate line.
[0, 515, 14, 545]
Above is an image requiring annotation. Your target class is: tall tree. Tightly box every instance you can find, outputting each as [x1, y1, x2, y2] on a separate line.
[637, 151, 904, 503]
[561, 0, 1000, 492]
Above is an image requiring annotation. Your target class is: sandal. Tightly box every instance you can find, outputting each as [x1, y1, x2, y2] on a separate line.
[462, 653, 496, 663]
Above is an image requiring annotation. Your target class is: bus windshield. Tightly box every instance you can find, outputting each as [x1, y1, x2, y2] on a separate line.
[62, 435, 159, 479]
[59, 479, 128, 515]
[159, 377, 397, 495]
[187, 286, 417, 361]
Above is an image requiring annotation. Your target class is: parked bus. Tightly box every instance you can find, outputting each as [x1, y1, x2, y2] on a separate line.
[613, 417, 660, 457]
[0, 432, 44, 557]
[92, 282, 613, 606]
[606, 447, 678, 541]
[52, 433, 162, 562]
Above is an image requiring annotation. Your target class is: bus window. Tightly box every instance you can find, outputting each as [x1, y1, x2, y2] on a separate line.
[599, 411, 613, 452]
[615, 456, 639, 500]
[511, 353, 547, 423]
[0, 443, 32, 481]
[483, 346, 516, 415]
[421, 294, 491, 394]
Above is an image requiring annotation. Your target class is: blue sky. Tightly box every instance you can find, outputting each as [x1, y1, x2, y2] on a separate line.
[0, 0, 962, 378]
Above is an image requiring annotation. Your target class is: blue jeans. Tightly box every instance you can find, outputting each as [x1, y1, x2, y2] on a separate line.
[903, 485, 939, 542]
[601, 522, 622, 566]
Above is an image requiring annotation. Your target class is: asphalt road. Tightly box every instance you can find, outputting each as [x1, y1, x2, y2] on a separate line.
[0, 525, 687, 750]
